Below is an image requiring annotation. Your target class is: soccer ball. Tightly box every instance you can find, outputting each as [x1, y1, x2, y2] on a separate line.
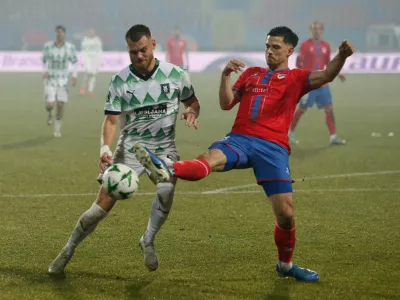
[102, 164, 139, 200]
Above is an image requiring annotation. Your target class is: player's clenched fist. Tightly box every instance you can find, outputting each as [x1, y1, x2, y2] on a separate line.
[222, 59, 246, 76]
[338, 40, 354, 58]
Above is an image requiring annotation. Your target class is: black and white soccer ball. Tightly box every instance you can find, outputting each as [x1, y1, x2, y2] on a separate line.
[102, 164, 139, 200]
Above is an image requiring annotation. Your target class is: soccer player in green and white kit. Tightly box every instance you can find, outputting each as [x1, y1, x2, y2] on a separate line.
[43, 25, 78, 137]
[48, 24, 200, 274]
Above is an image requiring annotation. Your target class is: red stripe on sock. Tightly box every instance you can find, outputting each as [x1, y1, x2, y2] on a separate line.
[172, 158, 211, 181]
[274, 221, 295, 263]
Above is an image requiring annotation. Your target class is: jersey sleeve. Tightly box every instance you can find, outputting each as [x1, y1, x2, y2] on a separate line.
[42, 43, 50, 63]
[292, 68, 314, 99]
[232, 67, 252, 96]
[179, 70, 195, 102]
[104, 75, 123, 115]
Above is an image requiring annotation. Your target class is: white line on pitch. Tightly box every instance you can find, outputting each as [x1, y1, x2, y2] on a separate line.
[1, 187, 399, 199]
[202, 170, 400, 194]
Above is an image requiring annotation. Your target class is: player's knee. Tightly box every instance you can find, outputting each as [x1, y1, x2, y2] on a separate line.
[323, 104, 333, 113]
[270, 193, 294, 226]
[198, 149, 227, 171]
[156, 182, 175, 211]
[96, 187, 116, 212]
[56, 102, 65, 119]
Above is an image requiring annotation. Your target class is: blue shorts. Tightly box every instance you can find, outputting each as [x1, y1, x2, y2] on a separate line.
[209, 133, 293, 197]
[299, 85, 332, 109]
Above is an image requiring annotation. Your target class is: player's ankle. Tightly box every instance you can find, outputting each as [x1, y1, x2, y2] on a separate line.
[278, 261, 293, 272]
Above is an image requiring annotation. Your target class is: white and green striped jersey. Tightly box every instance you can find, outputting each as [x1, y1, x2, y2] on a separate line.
[104, 59, 195, 154]
[42, 41, 78, 87]
[81, 36, 102, 57]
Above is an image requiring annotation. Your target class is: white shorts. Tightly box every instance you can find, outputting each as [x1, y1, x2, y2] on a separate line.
[44, 84, 68, 103]
[84, 59, 100, 74]
[97, 142, 179, 182]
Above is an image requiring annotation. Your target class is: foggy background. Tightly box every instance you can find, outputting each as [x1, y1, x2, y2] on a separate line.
[1, 0, 400, 52]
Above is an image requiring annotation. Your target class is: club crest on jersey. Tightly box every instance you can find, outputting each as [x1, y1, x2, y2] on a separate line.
[160, 83, 170, 94]
[321, 47, 327, 54]
[277, 74, 286, 79]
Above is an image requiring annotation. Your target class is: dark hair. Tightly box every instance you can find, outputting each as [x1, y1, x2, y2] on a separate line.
[55, 25, 66, 32]
[267, 26, 299, 47]
[125, 24, 151, 42]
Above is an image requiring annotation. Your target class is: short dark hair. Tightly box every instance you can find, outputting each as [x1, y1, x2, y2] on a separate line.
[56, 25, 66, 32]
[267, 26, 299, 47]
[125, 24, 151, 42]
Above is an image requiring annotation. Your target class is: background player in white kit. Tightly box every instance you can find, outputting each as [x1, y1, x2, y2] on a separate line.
[48, 24, 200, 274]
[80, 28, 103, 97]
[43, 25, 78, 137]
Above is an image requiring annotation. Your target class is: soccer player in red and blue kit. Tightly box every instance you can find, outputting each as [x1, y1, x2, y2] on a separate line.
[289, 21, 346, 145]
[133, 26, 354, 281]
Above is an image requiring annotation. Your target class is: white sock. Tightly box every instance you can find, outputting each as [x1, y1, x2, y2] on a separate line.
[65, 202, 107, 251]
[88, 75, 96, 92]
[330, 134, 337, 141]
[144, 182, 175, 243]
[55, 119, 62, 133]
[279, 261, 293, 272]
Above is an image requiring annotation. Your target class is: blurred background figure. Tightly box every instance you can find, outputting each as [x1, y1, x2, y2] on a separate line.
[289, 21, 347, 146]
[80, 27, 103, 97]
[166, 26, 189, 70]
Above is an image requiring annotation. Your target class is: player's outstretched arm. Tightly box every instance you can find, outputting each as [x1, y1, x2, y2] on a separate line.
[219, 59, 245, 110]
[308, 40, 354, 88]
[99, 114, 118, 172]
[181, 96, 200, 130]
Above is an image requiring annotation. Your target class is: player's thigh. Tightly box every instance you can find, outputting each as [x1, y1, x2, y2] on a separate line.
[208, 133, 251, 172]
[299, 89, 317, 109]
[56, 86, 69, 103]
[113, 143, 147, 177]
[252, 139, 293, 197]
[44, 84, 57, 103]
[316, 85, 332, 109]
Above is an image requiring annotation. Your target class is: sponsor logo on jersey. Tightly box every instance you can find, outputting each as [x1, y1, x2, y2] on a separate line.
[134, 103, 167, 118]
[160, 83, 170, 94]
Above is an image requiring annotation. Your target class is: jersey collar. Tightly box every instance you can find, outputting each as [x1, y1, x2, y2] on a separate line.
[129, 58, 159, 81]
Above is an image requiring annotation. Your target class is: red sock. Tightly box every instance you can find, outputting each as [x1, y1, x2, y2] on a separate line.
[172, 159, 211, 181]
[325, 111, 336, 135]
[290, 109, 305, 131]
[274, 221, 295, 263]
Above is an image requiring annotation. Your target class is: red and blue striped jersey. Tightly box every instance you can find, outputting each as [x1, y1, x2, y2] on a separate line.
[231, 67, 313, 152]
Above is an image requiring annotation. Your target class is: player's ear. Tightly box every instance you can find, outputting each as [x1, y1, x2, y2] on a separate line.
[152, 39, 156, 50]
[287, 47, 294, 56]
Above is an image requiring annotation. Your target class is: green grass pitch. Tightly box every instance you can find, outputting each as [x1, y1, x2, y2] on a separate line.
[0, 73, 399, 300]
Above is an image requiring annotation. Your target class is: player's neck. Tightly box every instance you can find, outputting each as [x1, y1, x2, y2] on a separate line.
[268, 63, 289, 72]
[311, 38, 321, 43]
[55, 41, 65, 47]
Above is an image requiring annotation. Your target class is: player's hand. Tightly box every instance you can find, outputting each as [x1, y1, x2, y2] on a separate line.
[99, 145, 113, 173]
[71, 77, 77, 87]
[338, 40, 354, 59]
[99, 153, 113, 173]
[338, 74, 346, 82]
[222, 59, 246, 76]
[43, 72, 49, 81]
[180, 111, 199, 130]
